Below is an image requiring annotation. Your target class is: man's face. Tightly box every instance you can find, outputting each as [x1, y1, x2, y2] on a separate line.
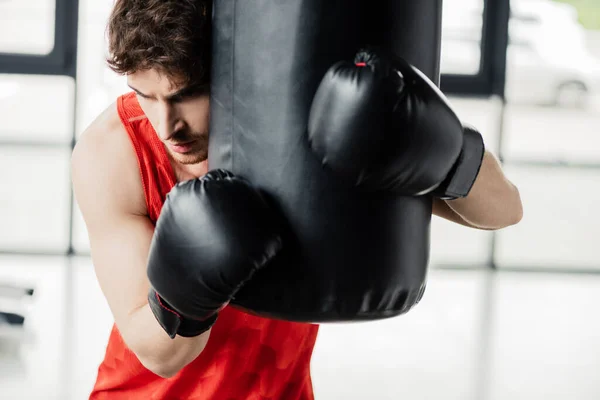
[127, 69, 210, 165]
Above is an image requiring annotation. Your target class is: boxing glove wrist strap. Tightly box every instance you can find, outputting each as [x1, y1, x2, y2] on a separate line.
[148, 288, 218, 339]
[432, 126, 485, 200]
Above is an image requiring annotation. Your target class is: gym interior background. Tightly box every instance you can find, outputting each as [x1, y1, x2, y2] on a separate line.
[1, 0, 599, 398]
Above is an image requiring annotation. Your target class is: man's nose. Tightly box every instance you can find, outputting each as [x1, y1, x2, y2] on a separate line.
[157, 104, 184, 141]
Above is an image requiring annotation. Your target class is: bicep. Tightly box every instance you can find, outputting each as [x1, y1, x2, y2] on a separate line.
[87, 213, 155, 327]
[71, 120, 153, 329]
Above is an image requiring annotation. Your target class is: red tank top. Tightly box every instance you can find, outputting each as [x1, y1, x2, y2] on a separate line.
[89, 92, 320, 400]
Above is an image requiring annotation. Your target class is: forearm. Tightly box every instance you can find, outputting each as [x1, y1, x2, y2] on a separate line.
[444, 150, 523, 230]
[122, 303, 211, 378]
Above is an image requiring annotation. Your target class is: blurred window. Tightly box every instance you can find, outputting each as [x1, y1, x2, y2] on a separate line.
[0, 0, 56, 55]
[441, 0, 485, 75]
[0, 75, 74, 143]
[0, 147, 71, 252]
[496, 165, 600, 270]
[497, 0, 600, 271]
[0, 0, 72, 254]
[438, 0, 600, 272]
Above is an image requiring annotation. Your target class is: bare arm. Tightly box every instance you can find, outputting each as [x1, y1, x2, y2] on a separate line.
[433, 150, 523, 230]
[71, 104, 209, 378]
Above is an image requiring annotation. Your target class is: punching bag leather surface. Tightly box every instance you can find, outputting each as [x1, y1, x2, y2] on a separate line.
[208, 0, 443, 322]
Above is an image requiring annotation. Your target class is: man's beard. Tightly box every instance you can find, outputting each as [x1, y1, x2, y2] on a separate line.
[176, 150, 208, 165]
[168, 131, 209, 165]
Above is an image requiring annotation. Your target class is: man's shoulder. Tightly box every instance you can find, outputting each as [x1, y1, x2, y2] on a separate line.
[72, 101, 146, 214]
[77, 101, 128, 152]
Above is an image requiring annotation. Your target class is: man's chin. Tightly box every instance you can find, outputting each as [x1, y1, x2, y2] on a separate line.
[179, 156, 207, 165]
[171, 151, 207, 166]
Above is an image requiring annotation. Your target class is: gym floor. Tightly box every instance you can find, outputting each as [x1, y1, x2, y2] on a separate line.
[1, 255, 599, 400]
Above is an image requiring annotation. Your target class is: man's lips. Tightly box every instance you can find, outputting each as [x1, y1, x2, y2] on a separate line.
[169, 140, 196, 154]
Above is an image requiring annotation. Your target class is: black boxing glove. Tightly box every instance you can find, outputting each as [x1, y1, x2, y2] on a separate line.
[307, 48, 485, 199]
[147, 169, 283, 338]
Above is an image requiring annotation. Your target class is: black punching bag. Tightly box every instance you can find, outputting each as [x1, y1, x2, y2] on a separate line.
[208, 0, 443, 322]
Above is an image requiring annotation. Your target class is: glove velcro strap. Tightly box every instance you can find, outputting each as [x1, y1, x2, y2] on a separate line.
[147, 289, 218, 339]
[433, 126, 485, 200]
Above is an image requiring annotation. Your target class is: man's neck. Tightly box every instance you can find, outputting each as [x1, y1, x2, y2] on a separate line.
[172, 160, 209, 182]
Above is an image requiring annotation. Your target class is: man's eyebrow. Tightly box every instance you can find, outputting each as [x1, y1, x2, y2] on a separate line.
[128, 85, 150, 98]
[165, 84, 208, 100]
[127, 84, 207, 100]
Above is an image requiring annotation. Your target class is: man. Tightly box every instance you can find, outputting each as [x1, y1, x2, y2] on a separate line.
[72, 0, 523, 399]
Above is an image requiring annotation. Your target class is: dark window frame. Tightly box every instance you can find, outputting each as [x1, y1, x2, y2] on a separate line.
[0, 0, 79, 78]
[441, 0, 510, 97]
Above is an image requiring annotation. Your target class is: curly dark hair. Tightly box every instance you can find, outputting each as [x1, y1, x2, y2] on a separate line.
[106, 0, 212, 88]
